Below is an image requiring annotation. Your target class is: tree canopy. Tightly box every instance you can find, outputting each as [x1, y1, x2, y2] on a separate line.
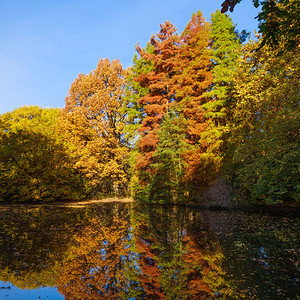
[1, 8, 298, 206]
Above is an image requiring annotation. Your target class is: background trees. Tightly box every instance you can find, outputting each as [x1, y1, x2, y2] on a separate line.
[225, 38, 299, 203]
[0, 106, 82, 202]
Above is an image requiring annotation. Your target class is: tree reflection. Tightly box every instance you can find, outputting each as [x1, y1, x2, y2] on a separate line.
[0, 204, 298, 299]
[0, 206, 78, 289]
[0, 203, 130, 293]
[130, 205, 244, 299]
[56, 217, 131, 299]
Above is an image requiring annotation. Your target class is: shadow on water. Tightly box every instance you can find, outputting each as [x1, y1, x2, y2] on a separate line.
[0, 203, 299, 299]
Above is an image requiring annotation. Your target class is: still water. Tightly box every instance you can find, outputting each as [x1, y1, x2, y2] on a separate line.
[0, 203, 299, 299]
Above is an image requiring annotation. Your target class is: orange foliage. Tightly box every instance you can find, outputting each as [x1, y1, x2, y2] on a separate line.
[56, 217, 129, 299]
[59, 58, 129, 195]
[135, 21, 180, 171]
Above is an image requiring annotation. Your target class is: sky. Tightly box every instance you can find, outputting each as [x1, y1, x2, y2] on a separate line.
[0, 0, 259, 114]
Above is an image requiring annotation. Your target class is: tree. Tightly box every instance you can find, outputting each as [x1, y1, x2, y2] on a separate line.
[197, 10, 243, 190]
[226, 37, 299, 203]
[175, 11, 215, 194]
[0, 106, 82, 202]
[60, 58, 129, 197]
[134, 21, 180, 172]
[221, 0, 300, 51]
[205, 9, 241, 125]
[130, 21, 181, 201]
[123, 43, 155, 145]
[132, 12, 217, 201]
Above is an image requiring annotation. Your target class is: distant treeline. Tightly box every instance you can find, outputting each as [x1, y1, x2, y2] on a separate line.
[0, 9, 298, 205]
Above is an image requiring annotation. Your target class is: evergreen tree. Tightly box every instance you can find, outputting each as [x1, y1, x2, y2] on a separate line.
[123, 43, 155, 146]
[150, 109, 189, 203]
[197, 10, 243, 187]
[205, 10, 241, 125]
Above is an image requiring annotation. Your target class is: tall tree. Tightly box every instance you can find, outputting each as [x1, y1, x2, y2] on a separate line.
[175, 11, 214, 194]
[60, 58, 129, 197]
[132, 12, 216, 201]
[199, 10, 242, 187]
[134, 21, 180, 172]
[205, 10, 241, 124]
[130, 22, 181, 201]
[123, 43, 155, 145]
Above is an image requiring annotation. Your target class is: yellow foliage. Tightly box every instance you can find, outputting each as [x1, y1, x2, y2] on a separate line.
[59, 58, 129, 197]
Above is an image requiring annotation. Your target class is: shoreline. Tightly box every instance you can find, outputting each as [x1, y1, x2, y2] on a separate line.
[0, 198, 134, 208]
[56, 198, 134, 207]
[0, 199, 298, 217]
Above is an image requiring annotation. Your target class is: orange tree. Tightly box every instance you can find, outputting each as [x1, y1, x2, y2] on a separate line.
[59, 58, 129, 197]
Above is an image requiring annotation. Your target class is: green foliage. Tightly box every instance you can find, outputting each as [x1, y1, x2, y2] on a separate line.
[225, 38, 299, 204]
[123, 43, 155, 145]
[202, 10, 241, 159]
[206, 10, 241, 115]
[150, 110, 189, 203]
[0, 106, 84, 202]
[221, 0, 300, 52]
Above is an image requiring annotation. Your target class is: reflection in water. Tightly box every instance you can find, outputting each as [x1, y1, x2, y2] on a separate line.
[57, 217, 131, 299]
[0, 204, 299, 299]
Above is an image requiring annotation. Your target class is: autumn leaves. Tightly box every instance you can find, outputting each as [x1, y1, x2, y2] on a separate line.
[60, 58, 129, 197]
[0, 8, 298, 204]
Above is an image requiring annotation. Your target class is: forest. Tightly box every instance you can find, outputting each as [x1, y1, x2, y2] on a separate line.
[0, 6, 299, 206]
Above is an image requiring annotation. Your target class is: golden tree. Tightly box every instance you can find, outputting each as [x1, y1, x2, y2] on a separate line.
[60, 58, 129, 196]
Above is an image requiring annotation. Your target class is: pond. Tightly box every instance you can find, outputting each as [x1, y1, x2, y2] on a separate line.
[0, 203, 299, 299]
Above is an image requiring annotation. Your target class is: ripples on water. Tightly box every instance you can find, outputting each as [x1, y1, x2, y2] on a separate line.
[0, 203, 299, 299]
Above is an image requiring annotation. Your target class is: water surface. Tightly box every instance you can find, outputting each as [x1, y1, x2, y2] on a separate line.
[0, 203, 299, 299]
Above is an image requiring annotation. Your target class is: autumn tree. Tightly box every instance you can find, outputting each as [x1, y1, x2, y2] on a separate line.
[123, 43, 155, 145]
[134, 21, 180, 170]
[175, 11, 214, 195]
[221, 0, 300, 52]
[0, 106, 83, 202]
[130, 21, 181, 201]
[225, 37, 299, 203]
[60, 58, 129, 197]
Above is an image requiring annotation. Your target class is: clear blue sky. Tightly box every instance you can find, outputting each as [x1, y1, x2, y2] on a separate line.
[0, 0, 258, 114]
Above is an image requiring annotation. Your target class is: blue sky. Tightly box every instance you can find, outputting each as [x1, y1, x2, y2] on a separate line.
[0, 0, 258, 114]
